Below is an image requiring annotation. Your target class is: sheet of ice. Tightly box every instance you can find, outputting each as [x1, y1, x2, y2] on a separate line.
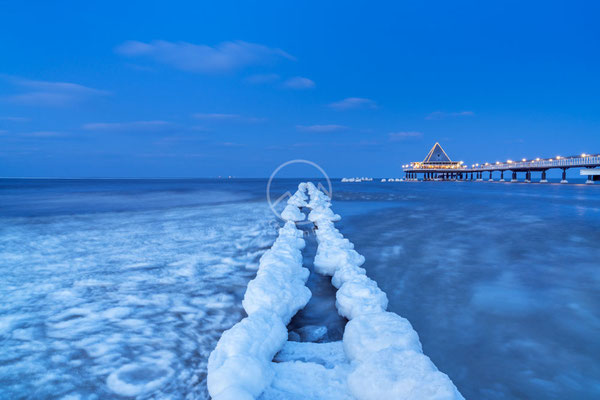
[208, 187, 312, 400]
[261, 341, 353, 400]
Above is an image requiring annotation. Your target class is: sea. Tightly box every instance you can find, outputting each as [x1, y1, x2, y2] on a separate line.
[0, 178, 598, 400]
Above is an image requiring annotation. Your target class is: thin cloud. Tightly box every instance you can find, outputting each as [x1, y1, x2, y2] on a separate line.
[283, 77, 315, 89]
[220, 142, 246, 147]
[115, 40, 294, 73]
[296, 124, 346, 133]
[0, 116, 29, 122]
[22, 131, 67, 138]
[82, 120, 172, 131]
[425, 111, 474, 120]
[3, 76, 108, 107]
[389, 131, 423, 141]
[328, 97, 376, 110]
[192, 113, 240, 120]
[244, 73, 280, 84]
[191, 113, 265, 123]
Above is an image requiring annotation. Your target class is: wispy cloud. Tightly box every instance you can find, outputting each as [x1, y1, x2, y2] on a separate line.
[115, 40, 294, 73]
[425, 111, 474, 120]
[191, 113, 265, 123]
[22, 131, 67, 138]
[82, 120, 172, 131]
[192, 113, 240, 120]
[296, 124, 346, 133]
[389, 131, 423, 141]
[328, 97, 376, 110]
[283, 76, 315, 89]
[2, 77, 108, 107]
[244, 73, 280, 84]
[0, 116, 29, 122]
[220, 142, 246, 147]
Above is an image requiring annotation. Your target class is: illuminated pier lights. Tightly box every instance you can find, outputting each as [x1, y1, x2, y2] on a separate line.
[402, 144, 600, 184]
[402, 143, 470, 182]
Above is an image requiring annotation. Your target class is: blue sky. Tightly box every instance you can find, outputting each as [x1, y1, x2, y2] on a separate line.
[1, 0, 599, 178]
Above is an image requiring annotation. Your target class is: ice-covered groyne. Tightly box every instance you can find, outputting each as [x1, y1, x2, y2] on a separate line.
[305, 182, 464, 400]
[207, 185, 311, 400]
[208, 182, 463, 400]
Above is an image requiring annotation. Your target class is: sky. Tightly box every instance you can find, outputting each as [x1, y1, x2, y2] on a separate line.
[1, 0, 599, 178]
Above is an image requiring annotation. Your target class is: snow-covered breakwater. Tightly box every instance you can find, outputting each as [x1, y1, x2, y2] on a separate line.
[208, 182, 463, 399]
[305, 182, 464, 400]
[207, 186, 311, 400]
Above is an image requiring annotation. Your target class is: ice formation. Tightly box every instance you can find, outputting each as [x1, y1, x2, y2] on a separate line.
[304, 182, 464, 400]
[208, 182, 463, 400]
[207, 184, 311, 400]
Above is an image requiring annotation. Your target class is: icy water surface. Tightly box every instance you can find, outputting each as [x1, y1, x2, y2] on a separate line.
[0, 179, 279, 399]
[1, 178, 599, 399]
[333, 180, 600, 400]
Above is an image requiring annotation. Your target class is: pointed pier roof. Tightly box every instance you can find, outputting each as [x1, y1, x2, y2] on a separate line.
[402, 142, 465, 171]
[423, 142, 452, 163]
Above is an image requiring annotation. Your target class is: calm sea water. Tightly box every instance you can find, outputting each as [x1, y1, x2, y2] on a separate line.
[0, 178, 598, 399]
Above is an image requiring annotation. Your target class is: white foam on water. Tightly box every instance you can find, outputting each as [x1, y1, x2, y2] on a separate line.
[0, 199, 278, 399]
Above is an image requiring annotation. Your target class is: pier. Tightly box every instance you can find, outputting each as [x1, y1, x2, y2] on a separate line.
[403, 143, 600, 184]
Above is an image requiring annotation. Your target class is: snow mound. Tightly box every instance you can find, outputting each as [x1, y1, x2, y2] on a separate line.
[281, 204, 306, 221]
[286, 183, 309, 208]
[242, 221, 310, 323]
[335, 277, 388, 320]
[208, 187, 311, 400]
[343, 312, 422, 361]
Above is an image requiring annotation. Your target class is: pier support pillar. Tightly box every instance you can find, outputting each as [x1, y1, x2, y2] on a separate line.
[586, 175, 594, 184]
[511, 171, 517, 182]
[500, 171, 505, 182]
[525, 171, 531, 183]
[561, 168, 568, 184]
[476, 172, 482, 181]
[540, 170, 548, 183]
[488, 171, 494, 182]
